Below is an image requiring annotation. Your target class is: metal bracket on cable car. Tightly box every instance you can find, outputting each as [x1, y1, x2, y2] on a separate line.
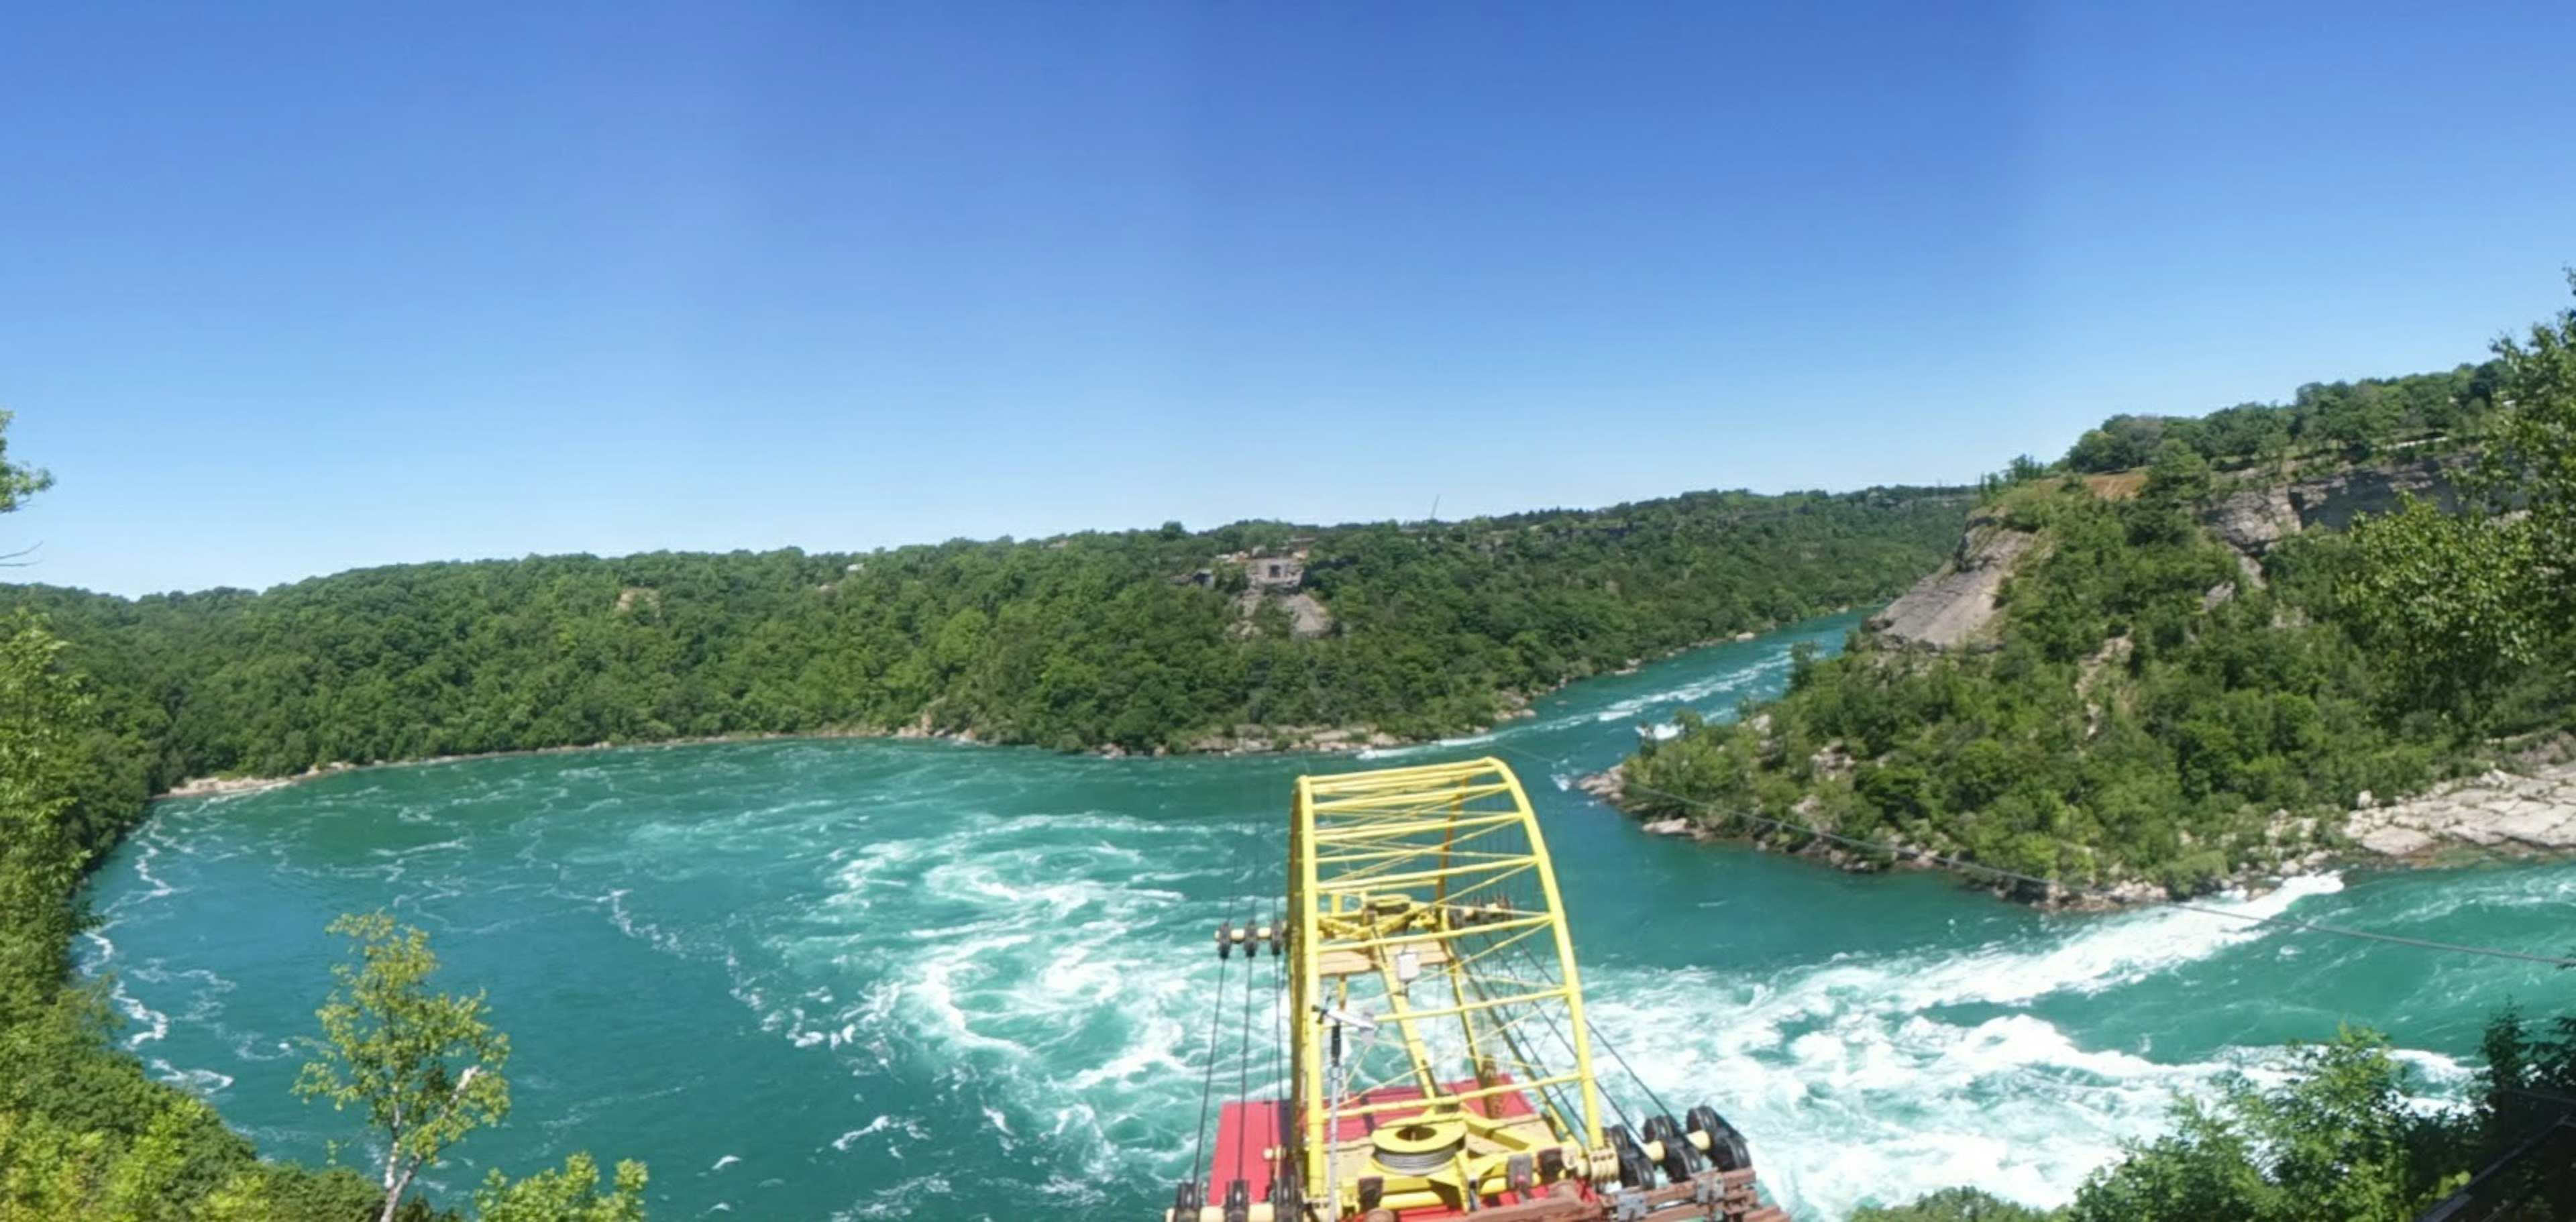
[1691, 1168, 1726, 1209]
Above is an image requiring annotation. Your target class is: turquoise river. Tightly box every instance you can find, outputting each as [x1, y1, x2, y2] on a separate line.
[79, 613, 2576, 1219]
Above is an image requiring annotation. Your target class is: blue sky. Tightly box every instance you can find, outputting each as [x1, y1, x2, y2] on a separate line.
[3, 1, 2571, 596]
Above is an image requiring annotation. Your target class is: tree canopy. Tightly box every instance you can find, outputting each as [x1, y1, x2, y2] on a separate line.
[1, 486, 1968, 785]
[2059, 362, 2500, 475]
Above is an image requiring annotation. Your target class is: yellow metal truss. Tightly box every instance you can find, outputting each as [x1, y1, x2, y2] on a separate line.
[1289, 757, 1607, 1215]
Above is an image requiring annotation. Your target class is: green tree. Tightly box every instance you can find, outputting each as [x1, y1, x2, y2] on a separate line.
[2143, 439, 2213, 504]
[1850, 1186, 2058, 1219]
[0, 409, 52, 514]
[2068, 1029, 2462, 1221]
[2342, 497, 2540, 716]
[2345, 276, 2576, 708]
[295, 913, 512, 1222]
[473, 1152, 647, 1222]
[0, 617, 98, 1030]
[2480, 272, 2576, 620]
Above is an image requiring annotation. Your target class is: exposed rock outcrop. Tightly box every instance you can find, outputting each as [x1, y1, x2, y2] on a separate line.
[2206, 485, 2301, 552]
[2347, 763, 2576, 857]
[2202, 455, 2465, 555]
[1185, 724, 1403, 755]
[2288, 455, 2464, 532]
[1278, 592, 1333, 638]
[1866, 514, 2037, 651]
[1574, 766, 1625, 802]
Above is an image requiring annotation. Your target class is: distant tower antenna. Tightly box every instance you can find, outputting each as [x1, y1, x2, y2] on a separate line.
[1428, 494, 1440, 523]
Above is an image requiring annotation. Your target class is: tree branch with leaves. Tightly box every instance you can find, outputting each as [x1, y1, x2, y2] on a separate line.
[295, 911, 513, 1222]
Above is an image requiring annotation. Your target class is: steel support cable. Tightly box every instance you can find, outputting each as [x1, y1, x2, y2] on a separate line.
[1479, 876, 1587, 1131]
[1457, 928, 1583, 1138]
[1494, 933, 1634, 1134]
[1499, 934, 1672, 1135]
[1497, 869, 1627, 1135]
[1488, 740, 2576, 970]
[1187, 908, 1240, 1205]
[2493, 1082, 2576, 1110]
[1232, 900, 1266, 1188]
[1507, 932, 1680, 1123]
[1192, 775, 1263, 1202]
[1268, 900, 1291, 1198]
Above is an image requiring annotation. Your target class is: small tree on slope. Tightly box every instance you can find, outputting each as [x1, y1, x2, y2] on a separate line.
[296, 911, 512, 1222]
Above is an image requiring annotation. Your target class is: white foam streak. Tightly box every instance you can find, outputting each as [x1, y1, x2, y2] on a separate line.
[1593, 654, 1790, 724]
[1578, 875, 2402, 1218]
[1357, 732, 1499, 761]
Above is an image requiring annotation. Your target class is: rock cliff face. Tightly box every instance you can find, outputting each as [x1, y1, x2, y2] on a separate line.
[1865, 514, 2037, 650]
[2205, 485, 2302, 553]
[1870, 455, 2467, 652]
[2206, 455, 2465, 553]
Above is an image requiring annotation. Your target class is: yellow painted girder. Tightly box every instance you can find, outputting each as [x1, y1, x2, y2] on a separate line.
[1288, 757, 1605, 1215]
[1313, 858, 1538, 895]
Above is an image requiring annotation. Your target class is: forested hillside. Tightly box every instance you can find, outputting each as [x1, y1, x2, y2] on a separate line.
[1, 487, 1967, 789]
[1623, 290, 2576, 899]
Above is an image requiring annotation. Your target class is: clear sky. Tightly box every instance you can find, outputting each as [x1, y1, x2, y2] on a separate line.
[3, 1, 2571, 596]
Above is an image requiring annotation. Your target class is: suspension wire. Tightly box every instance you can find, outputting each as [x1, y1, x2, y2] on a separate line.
[1193, 770, 1265, 1203]
[2493, 1082, 2576, 1111]
[1492, 927, 1634, 1134]
[1507, 874, 1593, 1137]
[1458, 918, 1583, 1137]
[1187, 910, 1234, 1201]
[1229, 899, 1264, 1190]
[1489, 740, 2576, 971]
[1495, 873, 1589, 1135]
[1572, 979, 1679, 1123]
[1267, 899, 1291, 1196]
[1502, 933, 1662, 1131]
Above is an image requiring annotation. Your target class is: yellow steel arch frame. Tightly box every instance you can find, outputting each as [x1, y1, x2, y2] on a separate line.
[1289, 757, 1605, 1216]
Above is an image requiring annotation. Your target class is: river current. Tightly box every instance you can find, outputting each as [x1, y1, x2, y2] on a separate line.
[79, 612, 2576, 1219]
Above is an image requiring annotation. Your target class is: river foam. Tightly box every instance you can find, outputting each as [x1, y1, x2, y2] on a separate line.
[1570, 875, 2442, 1216]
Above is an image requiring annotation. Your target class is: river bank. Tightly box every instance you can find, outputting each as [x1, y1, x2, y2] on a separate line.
[150, 622, 1817, 801]
[153, 719, 1424, 801]
[2349, 752, 2576, 858]
[1587, 746, 2576, 911]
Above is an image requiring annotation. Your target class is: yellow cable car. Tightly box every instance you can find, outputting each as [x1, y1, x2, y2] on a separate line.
[1169, 758, 1784, 1222]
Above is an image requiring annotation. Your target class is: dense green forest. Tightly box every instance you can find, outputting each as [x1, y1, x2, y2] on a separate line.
[1625, 286, 2576, 898]
[2061, 360, 2501, 474]
[1, 487, 1966, 791]
[1, 419, 651, 1219]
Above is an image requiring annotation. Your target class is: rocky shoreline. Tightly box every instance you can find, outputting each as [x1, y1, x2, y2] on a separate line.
[156, 725, 943, 801]
[1580, 758, 2576, 911]
[152, 717, 1454, 803]
[2348, 761, 2576, 858]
